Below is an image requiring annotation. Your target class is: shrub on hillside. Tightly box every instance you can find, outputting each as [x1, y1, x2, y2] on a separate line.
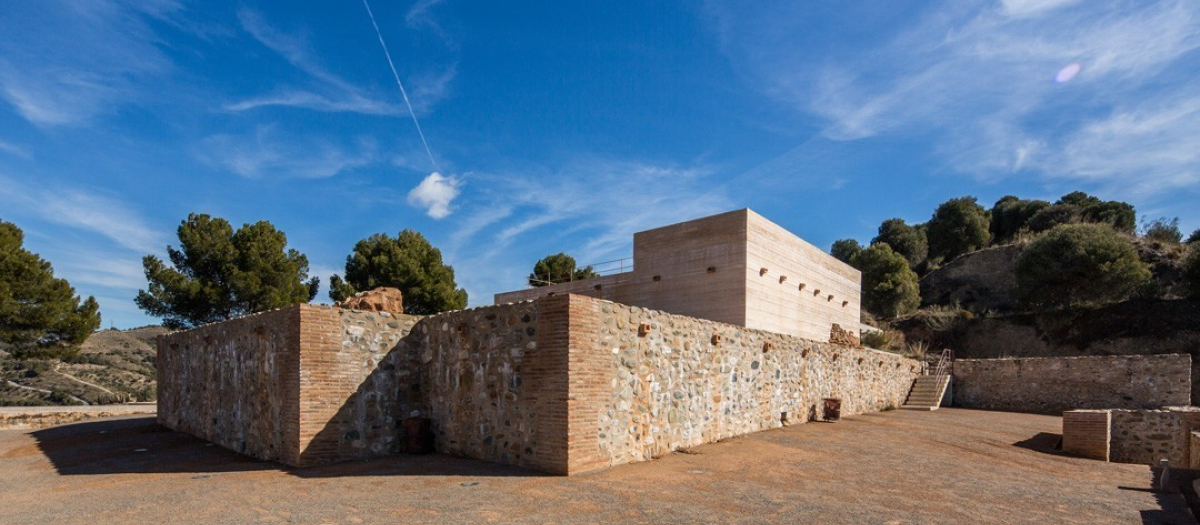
[990, 196, 1050, 244]
[830, 239, 864, 269]
[1184, 243, 1200, 299]
[1014, 224, 1151, 309]
[926, 196, 990, 262]
[872, 218, 927, 268]
[858, 243, 920, 319]
[1186, 229, 1200, 245]
[1142, 217, 1183, 244]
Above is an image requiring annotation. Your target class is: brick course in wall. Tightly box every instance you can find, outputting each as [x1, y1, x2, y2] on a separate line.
[1062, 410, 1110, 461]
[953, 354, 1191, 415]
[159, 294, 921, 474]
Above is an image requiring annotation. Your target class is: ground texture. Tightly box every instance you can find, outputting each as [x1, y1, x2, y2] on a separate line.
[0, 408, 1192, 525]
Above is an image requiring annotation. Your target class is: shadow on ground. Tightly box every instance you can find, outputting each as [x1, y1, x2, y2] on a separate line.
[1012, 432, 1063, 454]
[31, 416, 542, 479]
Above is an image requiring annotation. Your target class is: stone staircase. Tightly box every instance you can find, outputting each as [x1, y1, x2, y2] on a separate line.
[902, 374, 951, 410]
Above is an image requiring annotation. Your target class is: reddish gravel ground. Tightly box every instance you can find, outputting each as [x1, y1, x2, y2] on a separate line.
[0, 408, 1192, 525]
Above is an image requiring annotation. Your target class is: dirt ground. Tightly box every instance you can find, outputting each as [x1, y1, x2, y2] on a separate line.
[0, 408, 1192, 525]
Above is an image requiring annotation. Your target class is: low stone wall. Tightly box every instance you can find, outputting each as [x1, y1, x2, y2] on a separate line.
[568, 296, 920, 471]
[952, 354, 1191, 415]
[1063, 407, 1200, 467]
[159, 294, 921, 474]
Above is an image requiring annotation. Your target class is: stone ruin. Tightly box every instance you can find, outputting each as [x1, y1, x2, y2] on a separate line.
[829, 323, 861, 347]
[335, 287, 404, 314]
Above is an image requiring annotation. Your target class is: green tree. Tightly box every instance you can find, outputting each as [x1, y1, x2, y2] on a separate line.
[872, 219, 927, 268]
[1142, 217, 1182, 244]
[329, 230, 467, 315]
[0, 220, 101, 359]
[1026, 203, 1082, 233]
[136, 214, 318, 329]
[1186, 229, 1200, 245]
[1057, 191, 1102, 208]
[1183, 243, 1200, 298]
[926, 196, 991, 262]
[830, 239, 863, 269]
[857, 243, 920, 319]
[1014, 223, 1151, 309]
[528, 253, 598, 286]
[1080, 200, 1136, 234]
[989, 196, 1050, 244]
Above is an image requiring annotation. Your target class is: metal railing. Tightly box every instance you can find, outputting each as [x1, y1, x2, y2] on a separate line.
[526, 257, 633, 288]
[931, 348, 954, 383]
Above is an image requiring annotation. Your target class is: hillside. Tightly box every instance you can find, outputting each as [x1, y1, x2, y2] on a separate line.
[0, 326, 165, 406]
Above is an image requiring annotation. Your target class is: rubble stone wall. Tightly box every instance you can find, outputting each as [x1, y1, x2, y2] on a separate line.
[565, 295, 920, 472]
[952, 354, 1191, 415]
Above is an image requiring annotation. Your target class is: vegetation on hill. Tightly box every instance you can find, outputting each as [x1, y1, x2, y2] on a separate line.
[136, 213, 319, 329]
[0, 325, 163, 406]
[329, 230, 467, 315]
[1013, 224, 1151, 309]
[528, 253, 599, 286]
[0, 219, 101, 360]
[856, 244, 920, 319]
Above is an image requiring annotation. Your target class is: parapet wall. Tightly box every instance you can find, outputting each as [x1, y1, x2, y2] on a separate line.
[568, 297, 919, 471]
[159, 294, 920, 474]
[1063, 407, 1200, 467]
[952, 354, 1191, 415]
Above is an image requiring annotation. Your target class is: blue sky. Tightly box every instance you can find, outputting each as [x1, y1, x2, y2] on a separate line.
[1, 0, 1198, 328]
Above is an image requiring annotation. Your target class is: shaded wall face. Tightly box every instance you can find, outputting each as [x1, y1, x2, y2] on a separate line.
[565, 296, 920, 472]
[952, 354, 1192, 415]
[157, 307, 302, 465]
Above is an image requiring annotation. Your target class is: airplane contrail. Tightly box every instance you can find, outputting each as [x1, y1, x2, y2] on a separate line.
[361, 0, 439, 171]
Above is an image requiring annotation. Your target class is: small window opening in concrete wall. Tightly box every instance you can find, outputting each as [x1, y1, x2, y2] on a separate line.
[813, 289, 821, 296]
[798, 283, 806, 291]
[652, 275, 662, 282]
[779, 275, 788, 283]
[638, 323, 651, 337]
[842, 300, 849, 307]
[711, 333, 722, 345]
[707, 266, 716, 273]
[827, 294, 834, 301]
[759, 267, 769, 276]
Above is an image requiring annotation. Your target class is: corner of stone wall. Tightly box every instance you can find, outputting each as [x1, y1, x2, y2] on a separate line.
[521, 294, 573, 474]
[564, 294, 611, 475]
[1062, 410, 1111, 461]
[294, 304, 344, 467]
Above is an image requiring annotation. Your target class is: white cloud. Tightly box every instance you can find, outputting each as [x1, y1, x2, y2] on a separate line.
[707, 0, 1200, 196]
[199, 126, 375, 179]
[407, 172, 462, 219]
[0, 140, 29, 159]
[0, 1, 177, 126]
[0, 174, 165, 254]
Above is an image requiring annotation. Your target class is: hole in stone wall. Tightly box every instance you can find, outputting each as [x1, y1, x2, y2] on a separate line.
[638, 323, 651, 337]
[857, 357, 864, 364]
[707, 266, 716, 273]
[801, 348, 810, 357]
[711, 333, 722, 345]
[254, 325, 266, 336]
[780, 411, 789, 425]
[652, 275, 662, 282]
[832, 353, 840, 361]
[594, 284, 602, 291]
[763, 342, 773, 353]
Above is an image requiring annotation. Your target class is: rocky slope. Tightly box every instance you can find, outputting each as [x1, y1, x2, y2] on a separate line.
[0, 326, 165, 406]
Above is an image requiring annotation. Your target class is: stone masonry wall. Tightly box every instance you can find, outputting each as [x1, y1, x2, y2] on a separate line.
[1062, 407, 1200, 467]
[565, 295, 920, 472]
[952, 354, 1191, 415]
[157, 307, 302, 465]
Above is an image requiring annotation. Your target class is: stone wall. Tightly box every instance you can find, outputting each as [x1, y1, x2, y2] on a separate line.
[565, 296, 920, 471]
[1063, 407, 1200, 467]
[157, 307, 302, 465]
[952, 354, 1191, 415]
[159, 294, 921, 474]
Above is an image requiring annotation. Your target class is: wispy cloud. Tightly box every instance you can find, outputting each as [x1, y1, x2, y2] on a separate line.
[198, 125, 376, 179]
[707, 0, 1200, 196]
[0, 140, 29, 159]
[407, 172, 462, 219]
[0, 174, 165, 254]
[0, 1, 178, 126]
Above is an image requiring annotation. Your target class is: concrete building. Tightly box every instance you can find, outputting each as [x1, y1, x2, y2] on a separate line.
[495, 209, 862, 342]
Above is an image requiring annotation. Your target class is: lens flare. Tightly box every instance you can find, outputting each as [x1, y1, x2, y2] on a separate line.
[1055, 62, 1081, 83]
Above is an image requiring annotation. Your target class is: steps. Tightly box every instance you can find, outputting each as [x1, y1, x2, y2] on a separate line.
[902, 374, 951, 411]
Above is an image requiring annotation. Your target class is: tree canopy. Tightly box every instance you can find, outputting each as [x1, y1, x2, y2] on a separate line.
[857, 243, 920, 319]
[872, 218, 927, 268]
[528, 253, 598, 286]
[1187, 229, 1200, 245]
[926, 196, 990, 262]
[135, 213, 318, 329]
[830, 239, 864, 269]
[0, 219, 101, 359]
[329, 230, 467, 315]
[1142, 217, 1182, 244]
[989, 196, 1049, 243]
[1013, 223, 1151, 309]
